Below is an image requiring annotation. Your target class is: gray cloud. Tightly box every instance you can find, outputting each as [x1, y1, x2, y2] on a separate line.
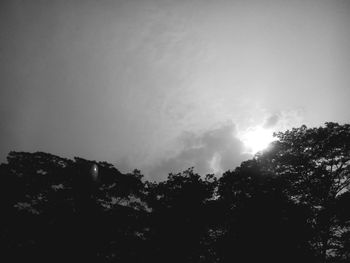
[263, 114, 280, 129]
[145, 122, 251, 181]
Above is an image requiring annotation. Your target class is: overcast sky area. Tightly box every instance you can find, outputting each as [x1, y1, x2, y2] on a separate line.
[1, 0, 350, 180]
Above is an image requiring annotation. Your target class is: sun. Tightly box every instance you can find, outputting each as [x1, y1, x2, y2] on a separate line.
[240, 126, 275, 154]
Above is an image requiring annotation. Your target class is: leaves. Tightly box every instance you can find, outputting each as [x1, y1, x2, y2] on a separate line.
[1, 122, 349, 262]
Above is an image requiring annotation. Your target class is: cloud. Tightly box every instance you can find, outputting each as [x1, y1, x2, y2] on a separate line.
[263, 114, 280, 129]
[145, 122, 251, 181]
[272, 109, 305, 132]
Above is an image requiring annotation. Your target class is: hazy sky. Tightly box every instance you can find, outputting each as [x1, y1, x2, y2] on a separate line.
[1, 0, 350, 180]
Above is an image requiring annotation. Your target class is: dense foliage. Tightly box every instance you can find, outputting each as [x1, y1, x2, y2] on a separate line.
[0, 122, 349, 262]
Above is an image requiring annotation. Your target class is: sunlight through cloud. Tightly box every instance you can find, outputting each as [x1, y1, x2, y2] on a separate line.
[239, 126, 275, 154]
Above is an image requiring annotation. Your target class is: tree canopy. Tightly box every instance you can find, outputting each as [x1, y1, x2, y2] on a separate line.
[0, 122, 349, 262]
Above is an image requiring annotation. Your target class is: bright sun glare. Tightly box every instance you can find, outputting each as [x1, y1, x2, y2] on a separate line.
[240, 126, 275, 154]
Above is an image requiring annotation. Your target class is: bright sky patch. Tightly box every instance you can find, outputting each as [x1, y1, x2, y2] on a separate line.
[240, 126, 275, 154]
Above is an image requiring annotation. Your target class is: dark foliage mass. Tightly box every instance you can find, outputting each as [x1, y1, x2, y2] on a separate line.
[1, 122, 350, 262]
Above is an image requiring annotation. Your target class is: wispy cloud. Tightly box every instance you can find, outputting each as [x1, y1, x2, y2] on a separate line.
[145, 122, 251, 181]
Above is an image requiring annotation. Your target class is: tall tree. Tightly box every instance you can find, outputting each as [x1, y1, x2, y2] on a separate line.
[217, 159, 315, 263]
[257, 122, 350, 262]
[145, 168, 217, 263]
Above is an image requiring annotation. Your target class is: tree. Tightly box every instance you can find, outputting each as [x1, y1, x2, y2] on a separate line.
[0, 151, 149, 262]
[217, 159, 315, 263]
[1, 122, 349, 262]
[145, 168, 217, 263]
[257, 122, 350, 262]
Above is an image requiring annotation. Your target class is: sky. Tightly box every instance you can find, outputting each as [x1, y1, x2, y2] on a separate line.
[1, 0, 350, 181]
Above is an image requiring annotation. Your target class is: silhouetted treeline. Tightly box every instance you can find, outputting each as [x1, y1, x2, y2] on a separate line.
[1, 122, 350, 263]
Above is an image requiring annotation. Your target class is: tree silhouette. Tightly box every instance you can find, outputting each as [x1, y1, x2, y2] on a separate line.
[217, 159, 315, 263]
[0, 151, 148, 262]
[0, 122, 349, 262]
[256, 122, 350, 262]
[145, 168, 217, 263]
